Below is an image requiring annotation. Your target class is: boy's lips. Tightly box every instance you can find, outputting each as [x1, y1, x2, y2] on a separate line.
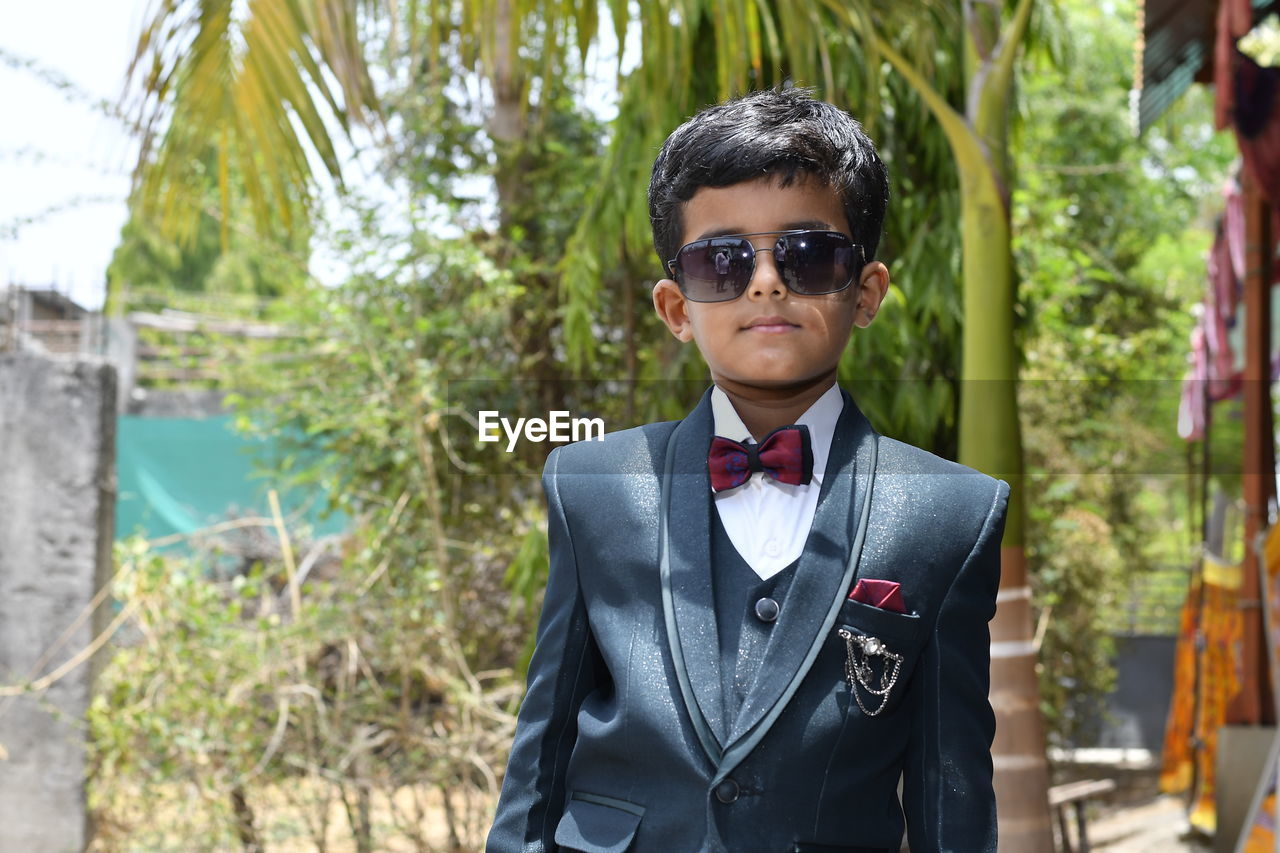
[743, 315, 799, 333]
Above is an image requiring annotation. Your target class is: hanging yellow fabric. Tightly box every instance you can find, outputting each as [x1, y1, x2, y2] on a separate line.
[1158, 553, 1244, 835]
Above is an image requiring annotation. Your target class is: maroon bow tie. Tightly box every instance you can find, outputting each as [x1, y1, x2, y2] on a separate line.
[708, 425, 814, 492]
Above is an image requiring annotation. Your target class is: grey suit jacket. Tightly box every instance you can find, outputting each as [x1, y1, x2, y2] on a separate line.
[486, 387, 1008, 853]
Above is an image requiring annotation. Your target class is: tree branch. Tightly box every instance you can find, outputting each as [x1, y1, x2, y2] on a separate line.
[866, 32, 987, 174]
[964, 0, 1001, 63]
[815, 0, 999, 201]
[988, 0, 1036, 109]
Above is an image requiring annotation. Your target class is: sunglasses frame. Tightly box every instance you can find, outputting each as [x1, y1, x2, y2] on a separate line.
[666, 229, 864, 303]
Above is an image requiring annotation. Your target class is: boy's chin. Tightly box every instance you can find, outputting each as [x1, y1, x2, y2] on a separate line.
[710, 370, 839, 393]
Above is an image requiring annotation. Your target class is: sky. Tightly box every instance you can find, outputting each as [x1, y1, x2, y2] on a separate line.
[0, 0, 145, 310]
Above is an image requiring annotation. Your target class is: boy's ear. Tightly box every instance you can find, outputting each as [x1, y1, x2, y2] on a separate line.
[653, 279, 695, 342]
[853, 261, 890, 329]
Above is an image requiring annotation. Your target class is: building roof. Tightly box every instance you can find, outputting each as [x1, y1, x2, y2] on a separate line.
[1136, 0, 1279, 132]
[23, 287, 87, 319]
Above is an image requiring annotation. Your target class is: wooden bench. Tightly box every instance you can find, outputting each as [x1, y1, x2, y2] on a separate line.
[1049, 778, 1118, 853]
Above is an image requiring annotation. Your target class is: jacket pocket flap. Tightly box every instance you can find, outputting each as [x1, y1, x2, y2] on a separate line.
[835, 597, 925, 647]
[554, 792, 644, 853]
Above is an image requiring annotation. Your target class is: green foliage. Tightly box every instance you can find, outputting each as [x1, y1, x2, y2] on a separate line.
[124, 0, 378, 243]
[119, 0, 1014, 453]
[841, 31, 966, 455]
[1013, 0, 1236, 745]
[225, 215, 547, 668]
[91, 531, 514, 850]
[218, 72, 605, 660]
[92, 53, 613, 842]
[106, 141, 311, 318]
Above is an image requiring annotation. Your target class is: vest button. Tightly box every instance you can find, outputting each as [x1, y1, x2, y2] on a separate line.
[714, 778, 740, 804]
[754, 597, 780, 623]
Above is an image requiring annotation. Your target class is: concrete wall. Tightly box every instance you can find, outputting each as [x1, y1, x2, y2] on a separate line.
[0, 352, 116, 852]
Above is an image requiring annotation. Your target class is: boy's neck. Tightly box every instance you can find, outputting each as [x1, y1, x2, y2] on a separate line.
[715, 374, 839, 441]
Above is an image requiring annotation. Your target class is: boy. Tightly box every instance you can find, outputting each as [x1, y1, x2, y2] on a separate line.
[487, 87, 1006, 853]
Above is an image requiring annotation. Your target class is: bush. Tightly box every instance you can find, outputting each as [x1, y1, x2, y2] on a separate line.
[90, 528, 520, 852]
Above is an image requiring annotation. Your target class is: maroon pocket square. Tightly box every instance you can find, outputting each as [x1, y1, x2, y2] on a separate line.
[848, 578, 906, 614]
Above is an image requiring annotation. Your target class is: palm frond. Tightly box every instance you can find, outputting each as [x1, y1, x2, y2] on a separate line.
[126, 0, 380, 242]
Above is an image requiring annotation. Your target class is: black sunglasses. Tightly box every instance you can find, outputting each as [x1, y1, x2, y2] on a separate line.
[666, 229, 864, 303]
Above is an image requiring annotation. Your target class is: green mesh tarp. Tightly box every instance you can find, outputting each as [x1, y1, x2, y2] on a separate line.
[116, 415, 347, 547]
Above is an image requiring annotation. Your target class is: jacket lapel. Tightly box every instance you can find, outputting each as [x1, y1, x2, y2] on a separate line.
[659, 386, 880, 774]
[659, 388, 728, 761]
[722, 389, 878, 757]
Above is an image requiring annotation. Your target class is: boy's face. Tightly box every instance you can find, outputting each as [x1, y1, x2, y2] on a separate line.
[652, 175, 889, 396]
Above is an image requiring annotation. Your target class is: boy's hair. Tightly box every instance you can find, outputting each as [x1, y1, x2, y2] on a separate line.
[648, 87, 890, 271]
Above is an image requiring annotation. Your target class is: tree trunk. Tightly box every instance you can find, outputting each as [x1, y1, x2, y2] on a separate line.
[956, 0, 1054, 844]
[486, 0, 562, 419]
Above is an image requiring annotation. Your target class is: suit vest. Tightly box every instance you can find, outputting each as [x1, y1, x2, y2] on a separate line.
[710, 508, 799, 726]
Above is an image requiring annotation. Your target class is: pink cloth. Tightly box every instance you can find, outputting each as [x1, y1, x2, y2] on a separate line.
[848, 578, 907, 614]
[1223, 178, 1246, 285]
[1179, 325, 1208, 441]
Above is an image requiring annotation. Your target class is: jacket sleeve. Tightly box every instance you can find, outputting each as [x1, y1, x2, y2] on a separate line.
[486, 446, 604, 853]
[901, 478, 1008, 853]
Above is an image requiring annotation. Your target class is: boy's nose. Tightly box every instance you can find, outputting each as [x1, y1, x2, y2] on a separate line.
[748, 246, 786, 298]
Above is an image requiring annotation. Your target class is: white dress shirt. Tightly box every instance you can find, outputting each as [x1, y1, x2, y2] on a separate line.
[710, 383, 844, 579]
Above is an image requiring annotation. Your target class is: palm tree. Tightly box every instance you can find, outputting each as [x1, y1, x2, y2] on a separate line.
[125, 0, 377, 244]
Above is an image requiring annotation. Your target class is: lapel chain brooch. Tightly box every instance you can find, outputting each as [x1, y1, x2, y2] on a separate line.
[837, 629, 904, 716]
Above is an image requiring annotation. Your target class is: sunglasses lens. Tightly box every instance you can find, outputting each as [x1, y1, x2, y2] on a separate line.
[778, 232, 861, 295]
[674, 238, 754, 302]
[671, 231, 863, 300]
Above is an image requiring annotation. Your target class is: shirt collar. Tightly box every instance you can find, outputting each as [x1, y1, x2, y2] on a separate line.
[710, 383, 844, 485]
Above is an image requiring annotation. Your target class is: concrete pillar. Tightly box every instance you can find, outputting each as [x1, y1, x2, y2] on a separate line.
[0, 352, 117, 852]
[102, 316, 136, 414]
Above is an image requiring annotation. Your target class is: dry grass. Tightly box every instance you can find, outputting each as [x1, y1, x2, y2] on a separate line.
[92, 779, 499, 852]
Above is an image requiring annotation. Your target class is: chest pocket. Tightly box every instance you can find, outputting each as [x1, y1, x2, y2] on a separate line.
[832, 597, 928, 718]
[554, 791, 645, 853]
